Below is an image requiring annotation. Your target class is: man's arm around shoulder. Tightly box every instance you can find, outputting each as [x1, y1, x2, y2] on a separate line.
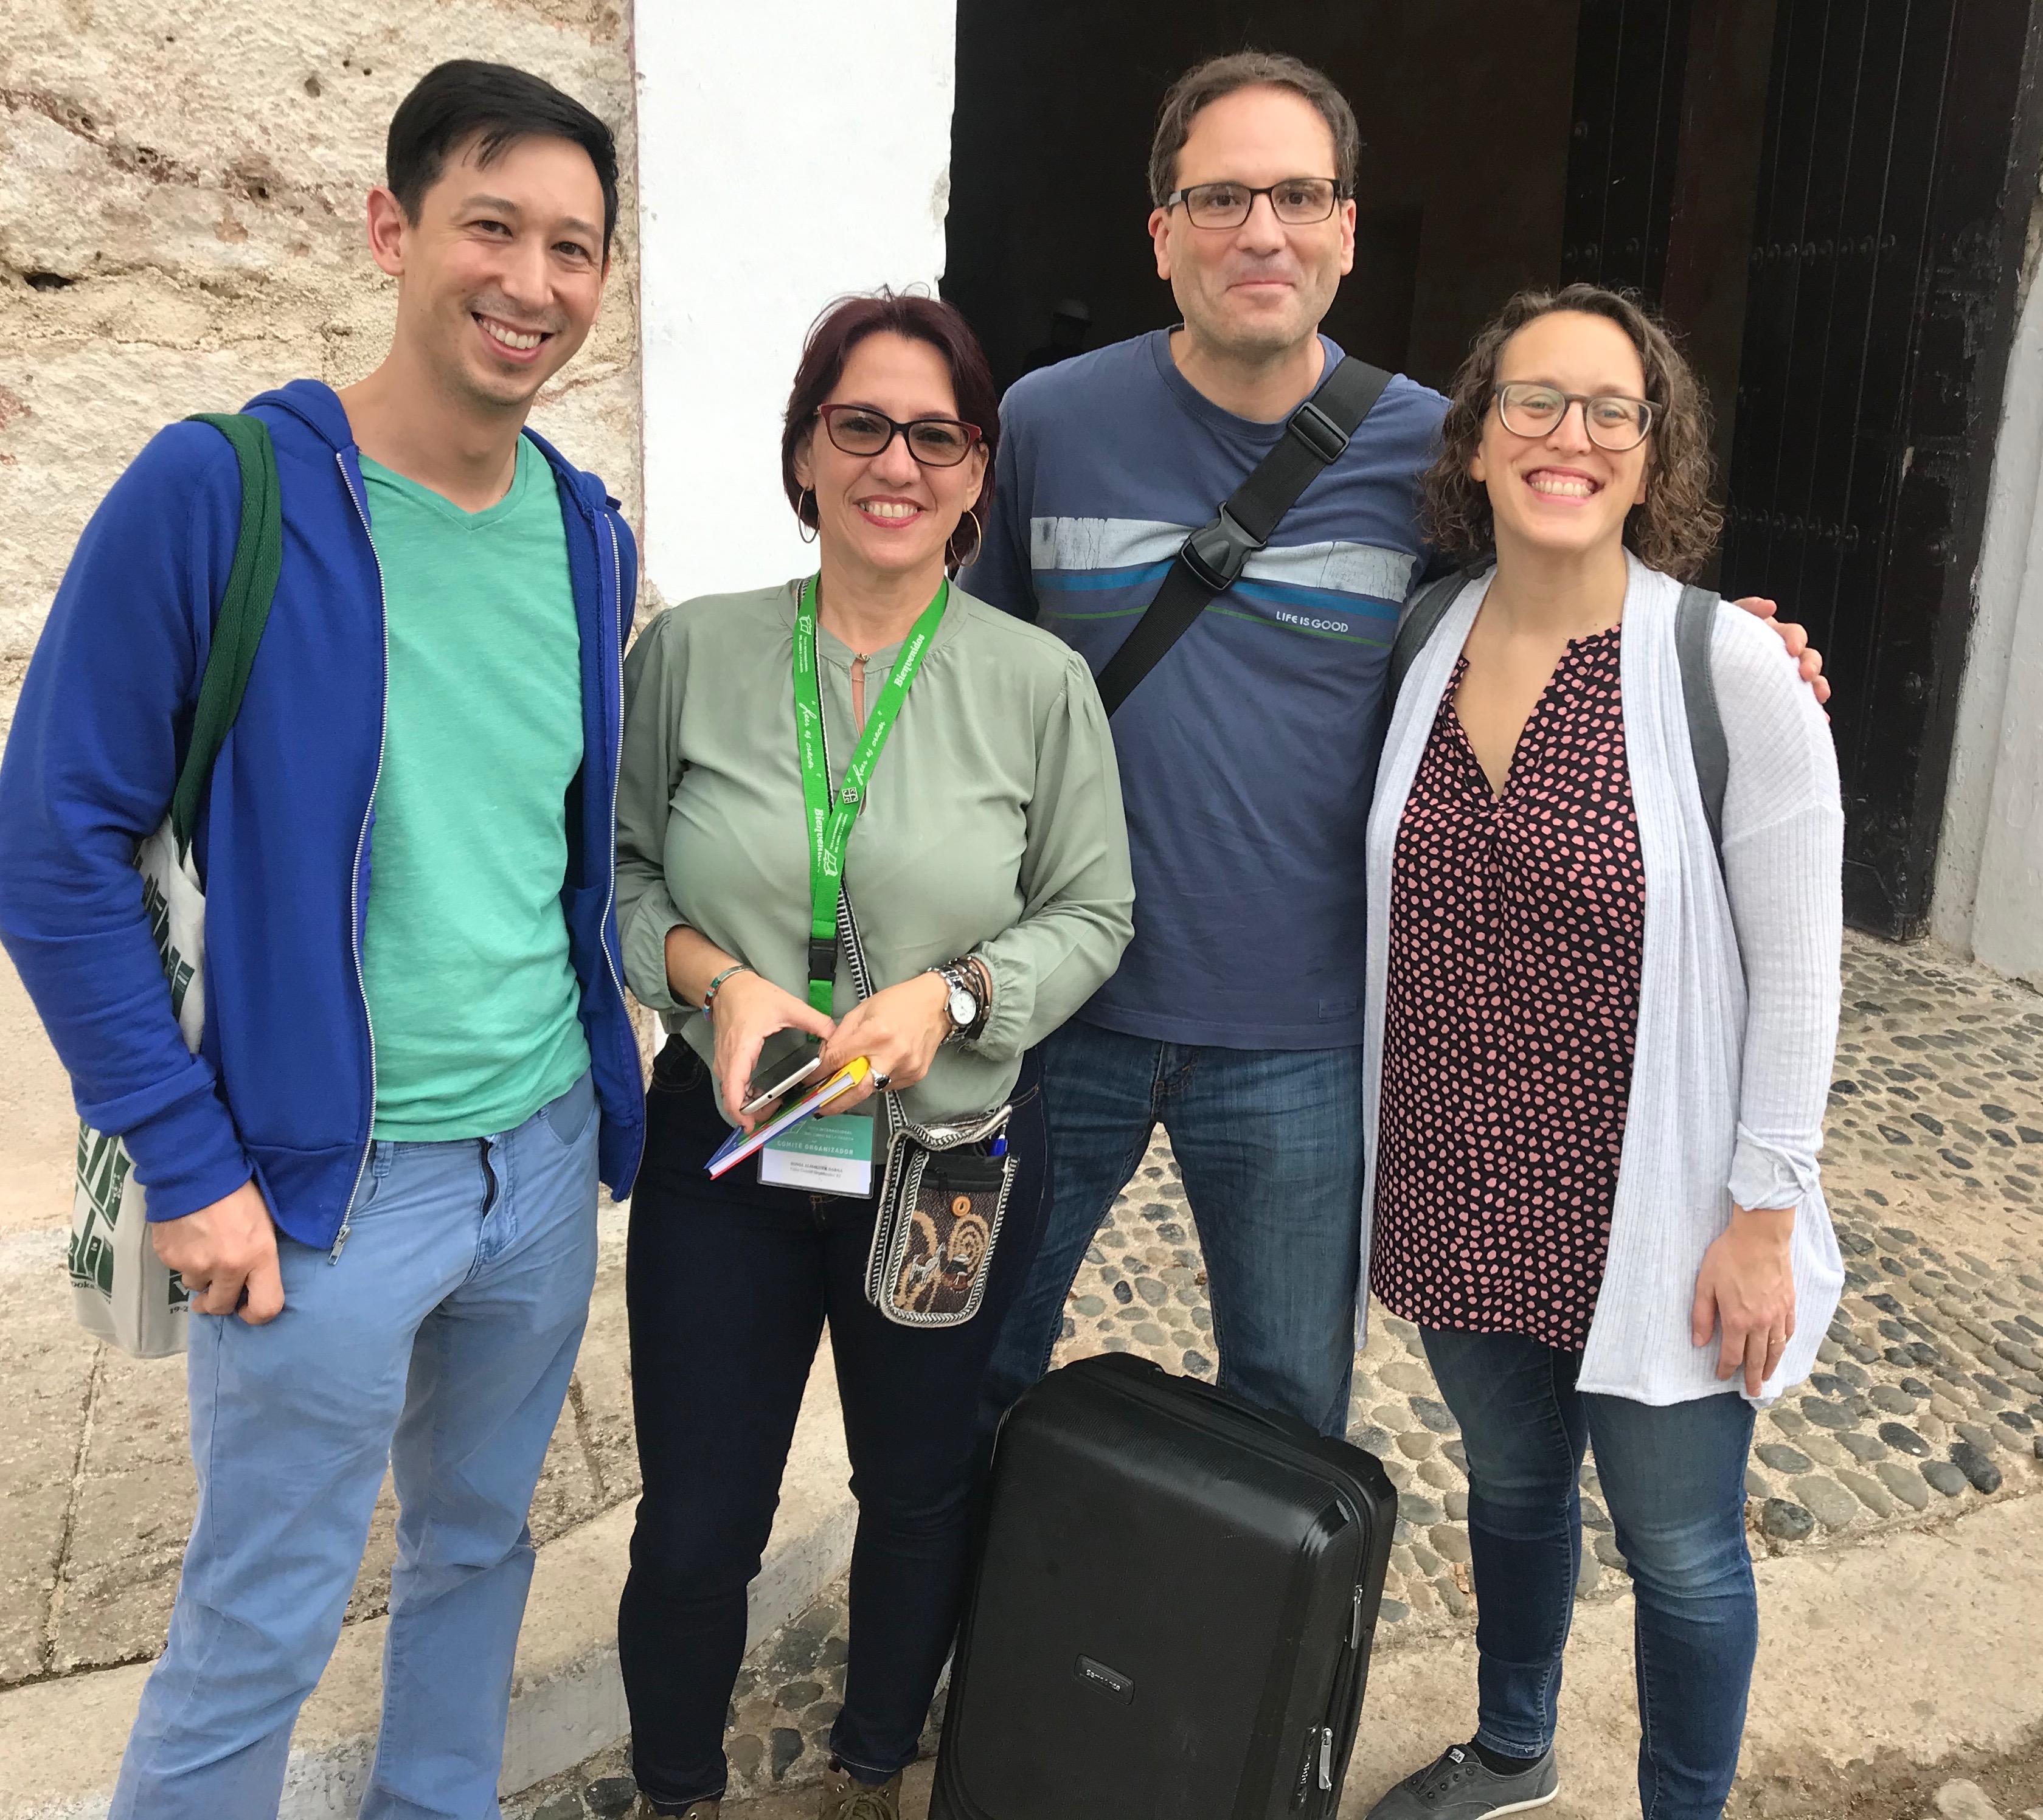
[0, 421, 281, 1321]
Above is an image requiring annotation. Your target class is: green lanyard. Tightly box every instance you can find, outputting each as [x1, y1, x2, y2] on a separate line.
[793, 573, 949, 1013]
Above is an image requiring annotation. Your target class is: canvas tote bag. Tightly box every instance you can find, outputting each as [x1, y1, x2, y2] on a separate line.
[68, 413, 283, 1357]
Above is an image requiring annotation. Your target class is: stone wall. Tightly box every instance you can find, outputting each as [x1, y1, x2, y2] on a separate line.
[0, 1, 643, 1232]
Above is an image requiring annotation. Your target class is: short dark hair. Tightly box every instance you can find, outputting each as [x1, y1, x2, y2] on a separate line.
[387, 60, 620, 257]
[1148, 51, 1361, 207]
[1423, 283, 1723, 581]
[782, 290, 1001, 568]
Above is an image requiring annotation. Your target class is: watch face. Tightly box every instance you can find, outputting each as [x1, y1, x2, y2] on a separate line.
[948, 984, 977, 1028]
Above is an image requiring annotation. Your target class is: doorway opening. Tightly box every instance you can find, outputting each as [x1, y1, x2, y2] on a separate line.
[944, 0, 2043, 937]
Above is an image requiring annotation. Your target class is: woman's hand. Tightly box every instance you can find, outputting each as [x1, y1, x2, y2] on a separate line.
[709, 971, 836, 1132]
[813, 972, 951, 1115]
[1691, 1204, 1798, 1397]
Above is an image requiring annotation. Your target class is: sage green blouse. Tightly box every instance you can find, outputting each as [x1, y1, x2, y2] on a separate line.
[615, 580, 1135, 1125]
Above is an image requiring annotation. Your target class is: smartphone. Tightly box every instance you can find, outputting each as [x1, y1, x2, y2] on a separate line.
[740, 1052, 824, 1118]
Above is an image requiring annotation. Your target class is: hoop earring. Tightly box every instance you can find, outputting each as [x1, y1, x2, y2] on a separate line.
[797, 488, 818, 545]
[948, 507, 984, 570]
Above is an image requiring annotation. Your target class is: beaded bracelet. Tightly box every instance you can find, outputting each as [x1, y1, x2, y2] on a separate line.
[699, 963, 754, 1016]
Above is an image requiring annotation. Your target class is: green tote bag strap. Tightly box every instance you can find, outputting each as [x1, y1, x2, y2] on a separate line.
[168, 413, 284, 859]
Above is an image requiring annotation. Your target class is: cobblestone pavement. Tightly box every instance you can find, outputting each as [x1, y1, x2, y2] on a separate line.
[508, 933, 2043, 1815]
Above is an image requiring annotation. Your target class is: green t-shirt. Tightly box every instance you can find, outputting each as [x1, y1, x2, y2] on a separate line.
[358, 438, 591, 1141]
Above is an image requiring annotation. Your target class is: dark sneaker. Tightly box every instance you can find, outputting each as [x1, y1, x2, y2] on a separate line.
[1365, 1742, 1559, 1817]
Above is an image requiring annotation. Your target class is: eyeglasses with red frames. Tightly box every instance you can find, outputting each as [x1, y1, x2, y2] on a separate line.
[815, 403, 984, 468]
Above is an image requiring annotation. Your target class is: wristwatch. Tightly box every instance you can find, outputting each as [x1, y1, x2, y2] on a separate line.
[931, 962, 981, 1042]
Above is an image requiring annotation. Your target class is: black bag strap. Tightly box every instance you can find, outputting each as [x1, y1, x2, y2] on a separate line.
[1674, 583, 1727, 871]
[1093, 356, 1393, 716]
[1384, 559, 1493, 711]
[169, 413, 284, 859]
[1384, 561, 1729, 874]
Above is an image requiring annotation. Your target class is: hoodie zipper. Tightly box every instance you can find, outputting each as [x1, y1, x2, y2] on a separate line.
[332, 451, 389, 1262]
[598, 517, 647, 1188]
[599, 519, 631, 1023]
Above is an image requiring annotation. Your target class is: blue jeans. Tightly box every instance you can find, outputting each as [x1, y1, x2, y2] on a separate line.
[111, 1071, 601, 1820]
[980, 1020, 1363, 1438]
[1420, 1326, 1759, 1820]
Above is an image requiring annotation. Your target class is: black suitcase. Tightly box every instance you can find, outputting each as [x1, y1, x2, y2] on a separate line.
[931, 1352, 1398, 1820]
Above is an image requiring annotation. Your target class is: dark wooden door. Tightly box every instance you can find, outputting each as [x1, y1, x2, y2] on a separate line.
[1561, 0, 1697, 297]
[1719, 1, 2043, 935]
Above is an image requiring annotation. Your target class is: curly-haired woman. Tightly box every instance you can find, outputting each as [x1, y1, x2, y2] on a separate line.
[1362, 285, 1844, 1820]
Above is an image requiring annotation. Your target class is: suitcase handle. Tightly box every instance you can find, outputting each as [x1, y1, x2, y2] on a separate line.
[1164, 1365, 1322, 1447]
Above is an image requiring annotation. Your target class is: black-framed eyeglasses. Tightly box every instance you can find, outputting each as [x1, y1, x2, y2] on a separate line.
[1165, 177, 1345, 230]
[1493, 382, 1656, 452]
[815, 403, 983, 468]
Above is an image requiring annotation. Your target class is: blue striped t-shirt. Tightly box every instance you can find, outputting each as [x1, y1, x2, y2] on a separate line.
[963, 329, 1446, 1049]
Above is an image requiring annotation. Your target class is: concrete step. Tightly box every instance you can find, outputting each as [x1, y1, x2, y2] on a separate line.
[0, 1340, 855, 1819]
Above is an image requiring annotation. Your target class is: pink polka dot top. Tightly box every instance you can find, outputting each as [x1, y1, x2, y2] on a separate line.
[1370, 626, 1646, 1352]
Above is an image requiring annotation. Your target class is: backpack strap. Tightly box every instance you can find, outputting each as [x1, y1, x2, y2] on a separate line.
[1674, 583, 1727, 871]
[1384, 559, 1492, 711]
[1093, 356, 1394, 716]
[169, 413, 284, 859]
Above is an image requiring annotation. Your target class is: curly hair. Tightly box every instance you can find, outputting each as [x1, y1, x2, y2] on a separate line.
[1422, 283, 1722, 581]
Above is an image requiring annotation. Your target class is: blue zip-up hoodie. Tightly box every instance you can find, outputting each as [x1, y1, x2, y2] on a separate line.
[0, 379, 646, 1247]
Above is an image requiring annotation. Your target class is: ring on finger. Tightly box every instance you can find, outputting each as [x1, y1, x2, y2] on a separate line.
[871, 1070, 893, 1089]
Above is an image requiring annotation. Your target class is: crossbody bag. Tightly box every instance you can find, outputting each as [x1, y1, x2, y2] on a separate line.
[1092, 353, 1393, 716]
[838, 882, 1018, 1330]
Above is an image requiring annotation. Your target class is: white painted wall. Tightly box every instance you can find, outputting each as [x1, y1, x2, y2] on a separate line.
[1934, 236, 2043, 989]
[633, 0, 957, 607]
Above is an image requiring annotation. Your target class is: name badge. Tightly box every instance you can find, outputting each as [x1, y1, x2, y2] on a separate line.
[760, 1112, 875, 1197]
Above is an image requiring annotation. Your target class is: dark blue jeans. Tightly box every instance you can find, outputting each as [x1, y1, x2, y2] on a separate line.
[980, 1019, 1364, 1440]
[1420, 1326, 1758, 1820]
[618, 1043, 1050, 1807]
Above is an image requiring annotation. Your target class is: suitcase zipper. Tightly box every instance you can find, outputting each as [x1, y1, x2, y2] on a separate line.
[1350, 1583, 1364, 1650]
[1318, 1725, 1334, 1790]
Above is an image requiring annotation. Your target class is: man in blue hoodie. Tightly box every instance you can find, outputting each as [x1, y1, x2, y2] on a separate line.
[0, 61, 645, 1819]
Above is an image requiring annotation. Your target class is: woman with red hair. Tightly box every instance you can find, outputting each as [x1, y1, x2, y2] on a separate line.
[611, 291, 1134, 1819]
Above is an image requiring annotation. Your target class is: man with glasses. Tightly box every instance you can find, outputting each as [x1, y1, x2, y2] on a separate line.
[966, 49, 1438, 1442]
[967, 50, 1823, 1448]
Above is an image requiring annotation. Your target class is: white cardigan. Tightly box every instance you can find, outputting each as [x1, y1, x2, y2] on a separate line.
[1361, 556, 1846, 1405]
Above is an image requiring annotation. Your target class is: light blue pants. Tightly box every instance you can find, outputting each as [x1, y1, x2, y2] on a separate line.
[111, 1071, 601, 1820]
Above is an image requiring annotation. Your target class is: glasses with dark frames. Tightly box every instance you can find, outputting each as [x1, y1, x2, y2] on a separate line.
[1493, 382, 1656, 452]
[815, 403, 983, 468]
[1164, 177, 1345, 229]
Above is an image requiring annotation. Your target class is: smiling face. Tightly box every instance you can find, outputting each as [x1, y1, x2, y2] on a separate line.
[369, 131, 608, 414]
[1149, 85, 1356, 364]
[791, 331, 990, 587]
[1471, 310, 1654, 564]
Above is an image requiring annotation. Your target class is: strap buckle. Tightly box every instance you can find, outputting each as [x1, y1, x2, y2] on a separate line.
[1180, 507, 1262, 593]
[808, 936, 839, 986]
[1288, 398, 1351, 465]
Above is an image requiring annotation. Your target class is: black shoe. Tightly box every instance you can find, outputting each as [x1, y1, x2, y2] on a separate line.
[1365, 1742, 1559, 1817]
